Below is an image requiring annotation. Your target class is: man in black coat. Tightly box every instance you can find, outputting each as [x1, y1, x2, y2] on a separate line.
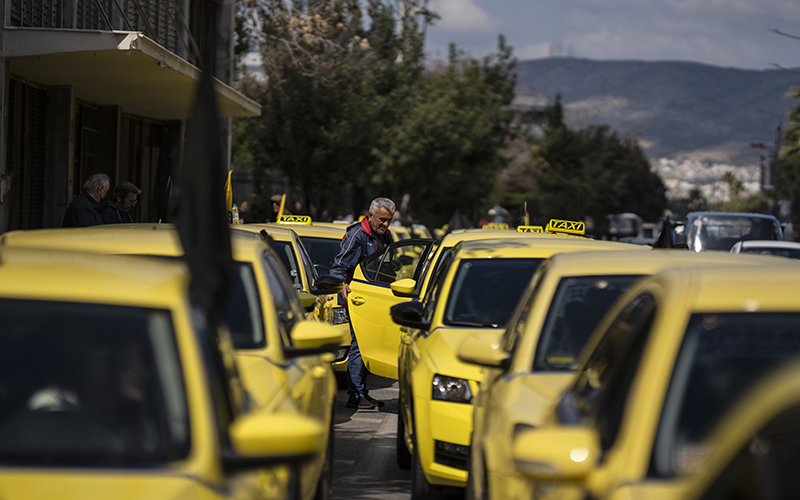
[102, 182, 142, 224]
[63, 174, 110, 228]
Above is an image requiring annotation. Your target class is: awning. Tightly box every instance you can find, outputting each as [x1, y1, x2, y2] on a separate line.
[4, 27, 262, 120]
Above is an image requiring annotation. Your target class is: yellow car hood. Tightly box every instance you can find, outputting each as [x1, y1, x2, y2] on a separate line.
[425, 328, 493, 381]
[0, 471, 220, 500]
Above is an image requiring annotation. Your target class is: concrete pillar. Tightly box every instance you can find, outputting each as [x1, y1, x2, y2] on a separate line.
[97, 105, 121, 185]
[43, 86, 75, 228]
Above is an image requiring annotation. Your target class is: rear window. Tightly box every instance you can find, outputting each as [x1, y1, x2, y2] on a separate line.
[740, 246, 800, 260]
[650, 312, 800, 477]
[0, 299, 190, 466]
[444, 258, 542, 328]
[533, 275, 642, 371]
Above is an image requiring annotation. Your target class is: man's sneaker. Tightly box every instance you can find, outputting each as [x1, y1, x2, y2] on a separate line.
[364, 394, 385, 407]
[346, 397, 375, 410]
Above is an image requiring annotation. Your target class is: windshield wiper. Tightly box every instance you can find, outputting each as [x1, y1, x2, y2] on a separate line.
[447, 320, 500, 328]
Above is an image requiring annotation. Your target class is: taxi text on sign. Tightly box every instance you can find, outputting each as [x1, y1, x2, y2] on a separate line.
[545, 219, 585, 235]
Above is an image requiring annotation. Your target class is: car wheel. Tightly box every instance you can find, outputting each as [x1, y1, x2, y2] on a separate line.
[397, 411, 411, 469]
[411, 434, 437, 500]
[313, 413, 334, 500]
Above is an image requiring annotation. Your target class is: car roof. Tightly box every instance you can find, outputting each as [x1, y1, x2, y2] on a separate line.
[737, 240, 800, 249]
[545, 248, 794, 277]
[232, 224, 297, 242]
[1, 225, 268, 262]
[247, 222, 345, 239]
[452, 237, 642, 260]
[441, 228, 585, 246]
[656, 265, 800, 312]
[0, 246, 188, 308]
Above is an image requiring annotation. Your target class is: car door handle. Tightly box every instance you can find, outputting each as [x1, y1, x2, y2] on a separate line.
[350, 296, 366, 305]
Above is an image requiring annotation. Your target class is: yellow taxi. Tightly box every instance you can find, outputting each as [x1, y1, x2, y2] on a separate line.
[0, 226, 341, 500]
[0, 246, 334, 500]
[234, 221, 352, 373]
[503, 263, 800, 500]
[347, 222, 603, 380]
[386, 235, 642, 498]
[458, 249, 795, 500]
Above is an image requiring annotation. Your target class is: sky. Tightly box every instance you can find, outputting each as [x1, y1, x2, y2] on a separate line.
[422, 0, 800, 70]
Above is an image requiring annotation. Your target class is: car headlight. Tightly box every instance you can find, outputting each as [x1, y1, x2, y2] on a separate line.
[332, 307, 350, 325]
[432, 374, 473, 404]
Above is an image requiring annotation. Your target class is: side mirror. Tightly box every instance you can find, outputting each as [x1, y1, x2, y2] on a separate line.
[310, 274, 344, 296]
[223, 411, 323, 473]
[513, 427, 599, 481]
[284, 321, 342, 357]
[390, 301, 430, 331]
[457, 330, 510, 368]
[390, 278, 418, 298]
[297, 291, 317, 312]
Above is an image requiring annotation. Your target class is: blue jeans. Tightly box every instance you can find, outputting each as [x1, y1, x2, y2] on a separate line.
[346, 322, 369, 400]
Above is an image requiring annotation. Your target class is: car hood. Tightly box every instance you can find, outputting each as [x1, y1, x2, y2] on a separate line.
[425, 327, 493, 383]
[0, 472, 222, 500]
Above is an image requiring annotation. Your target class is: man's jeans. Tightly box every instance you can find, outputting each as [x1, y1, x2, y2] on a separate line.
[346, 322, 369, 400]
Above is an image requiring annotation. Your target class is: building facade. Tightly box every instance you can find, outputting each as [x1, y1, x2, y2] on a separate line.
[0, 0, 260, 231]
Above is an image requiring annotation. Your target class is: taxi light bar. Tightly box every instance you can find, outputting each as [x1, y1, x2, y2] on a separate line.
[278, 215, 312, 225]
[483, 223, 510, 230]
[517, 226, 544, 233]
[546, 219, 585, 235]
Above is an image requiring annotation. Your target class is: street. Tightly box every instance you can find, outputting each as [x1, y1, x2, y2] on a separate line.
[331, 376, 411, 500]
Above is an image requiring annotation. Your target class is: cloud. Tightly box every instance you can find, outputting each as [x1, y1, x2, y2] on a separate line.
[517, 43, 551, 60]
[430, 0, 501, 33]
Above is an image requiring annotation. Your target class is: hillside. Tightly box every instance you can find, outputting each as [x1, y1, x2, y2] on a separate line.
[515, 58, 799, 165]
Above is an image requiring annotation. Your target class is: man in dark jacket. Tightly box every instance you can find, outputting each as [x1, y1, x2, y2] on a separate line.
[101, 182, 142, 224]
[62, 173, 110, 227]
[331, 197, 395, 410]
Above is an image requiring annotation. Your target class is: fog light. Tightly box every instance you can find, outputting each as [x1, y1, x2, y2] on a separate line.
[434, 440, 469, 470]
[334, 346, 349, 362]
[332, 307, 350, 325]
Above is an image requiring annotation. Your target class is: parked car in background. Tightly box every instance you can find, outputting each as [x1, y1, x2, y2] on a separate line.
[730, 239, 800, 260]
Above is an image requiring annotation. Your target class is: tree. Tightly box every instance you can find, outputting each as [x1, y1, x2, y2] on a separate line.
[777, 86, 800, 240]
[525, 95, 667, 232]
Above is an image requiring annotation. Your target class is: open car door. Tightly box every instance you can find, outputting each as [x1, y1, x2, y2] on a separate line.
[348, 238, 434, 379]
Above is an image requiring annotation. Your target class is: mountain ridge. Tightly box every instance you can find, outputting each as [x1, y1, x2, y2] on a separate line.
[515, 57, 799, 165]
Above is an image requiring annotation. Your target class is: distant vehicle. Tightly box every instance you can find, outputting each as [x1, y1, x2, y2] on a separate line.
[684, 212, 783, 252]
[606, 213, 642, 239]
[730, 239, 800, 260]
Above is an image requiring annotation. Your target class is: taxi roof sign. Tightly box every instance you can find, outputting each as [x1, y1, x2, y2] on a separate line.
[546, 219, 585, 235]
[277, 215, 312, 225]
[482, 223, 510, 230]
[517, 225, 544, 233]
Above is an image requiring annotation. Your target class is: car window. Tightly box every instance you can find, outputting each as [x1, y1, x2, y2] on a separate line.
[741, 246, 800, 260]
[360, 241, 431, 284]
[300, 236, 342, 275]
[502, 262, 549, 353]
[567, 292, 656, 453]
[422, 248, 455, 323]
[688, 215, 780, 251]
[272, 241, 302, 289]
[223, 263, 266, 350]
[260, 250, 307, 346]
[650, 312, 800, 478]
[444, 258, 543, 329]
[0, 299, 190, 466]
[533, 275, 642, 372]
[294, 233, 318, 287]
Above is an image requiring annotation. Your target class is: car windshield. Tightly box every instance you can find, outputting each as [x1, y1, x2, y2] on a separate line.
[0, 299, 190, 466]
[224, 263, 265, 349]
[533, 275, 642, 371]
[740, 246, 800, 260]
[272, 241, 302, 288]
[444, 258, 543, 328]
[651, 312, 800, 477]
[300, 236, 341, 276]
[688, 215, 779, 251]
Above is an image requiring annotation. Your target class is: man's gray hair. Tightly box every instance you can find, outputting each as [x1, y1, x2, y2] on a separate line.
[369, 197, 395, 215]
[113, 181, 142, 200]
[83, 173, 110, 192]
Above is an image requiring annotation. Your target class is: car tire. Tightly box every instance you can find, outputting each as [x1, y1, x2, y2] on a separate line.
[397, 411, 411, 469]
[411, 434, 437, 500]
[313, 412, 334, 500]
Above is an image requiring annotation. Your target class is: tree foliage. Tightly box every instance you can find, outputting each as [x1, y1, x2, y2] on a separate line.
[492, 95, 667, 233]
[232, 0, 516, 225]
[777, 86, 800, 240]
